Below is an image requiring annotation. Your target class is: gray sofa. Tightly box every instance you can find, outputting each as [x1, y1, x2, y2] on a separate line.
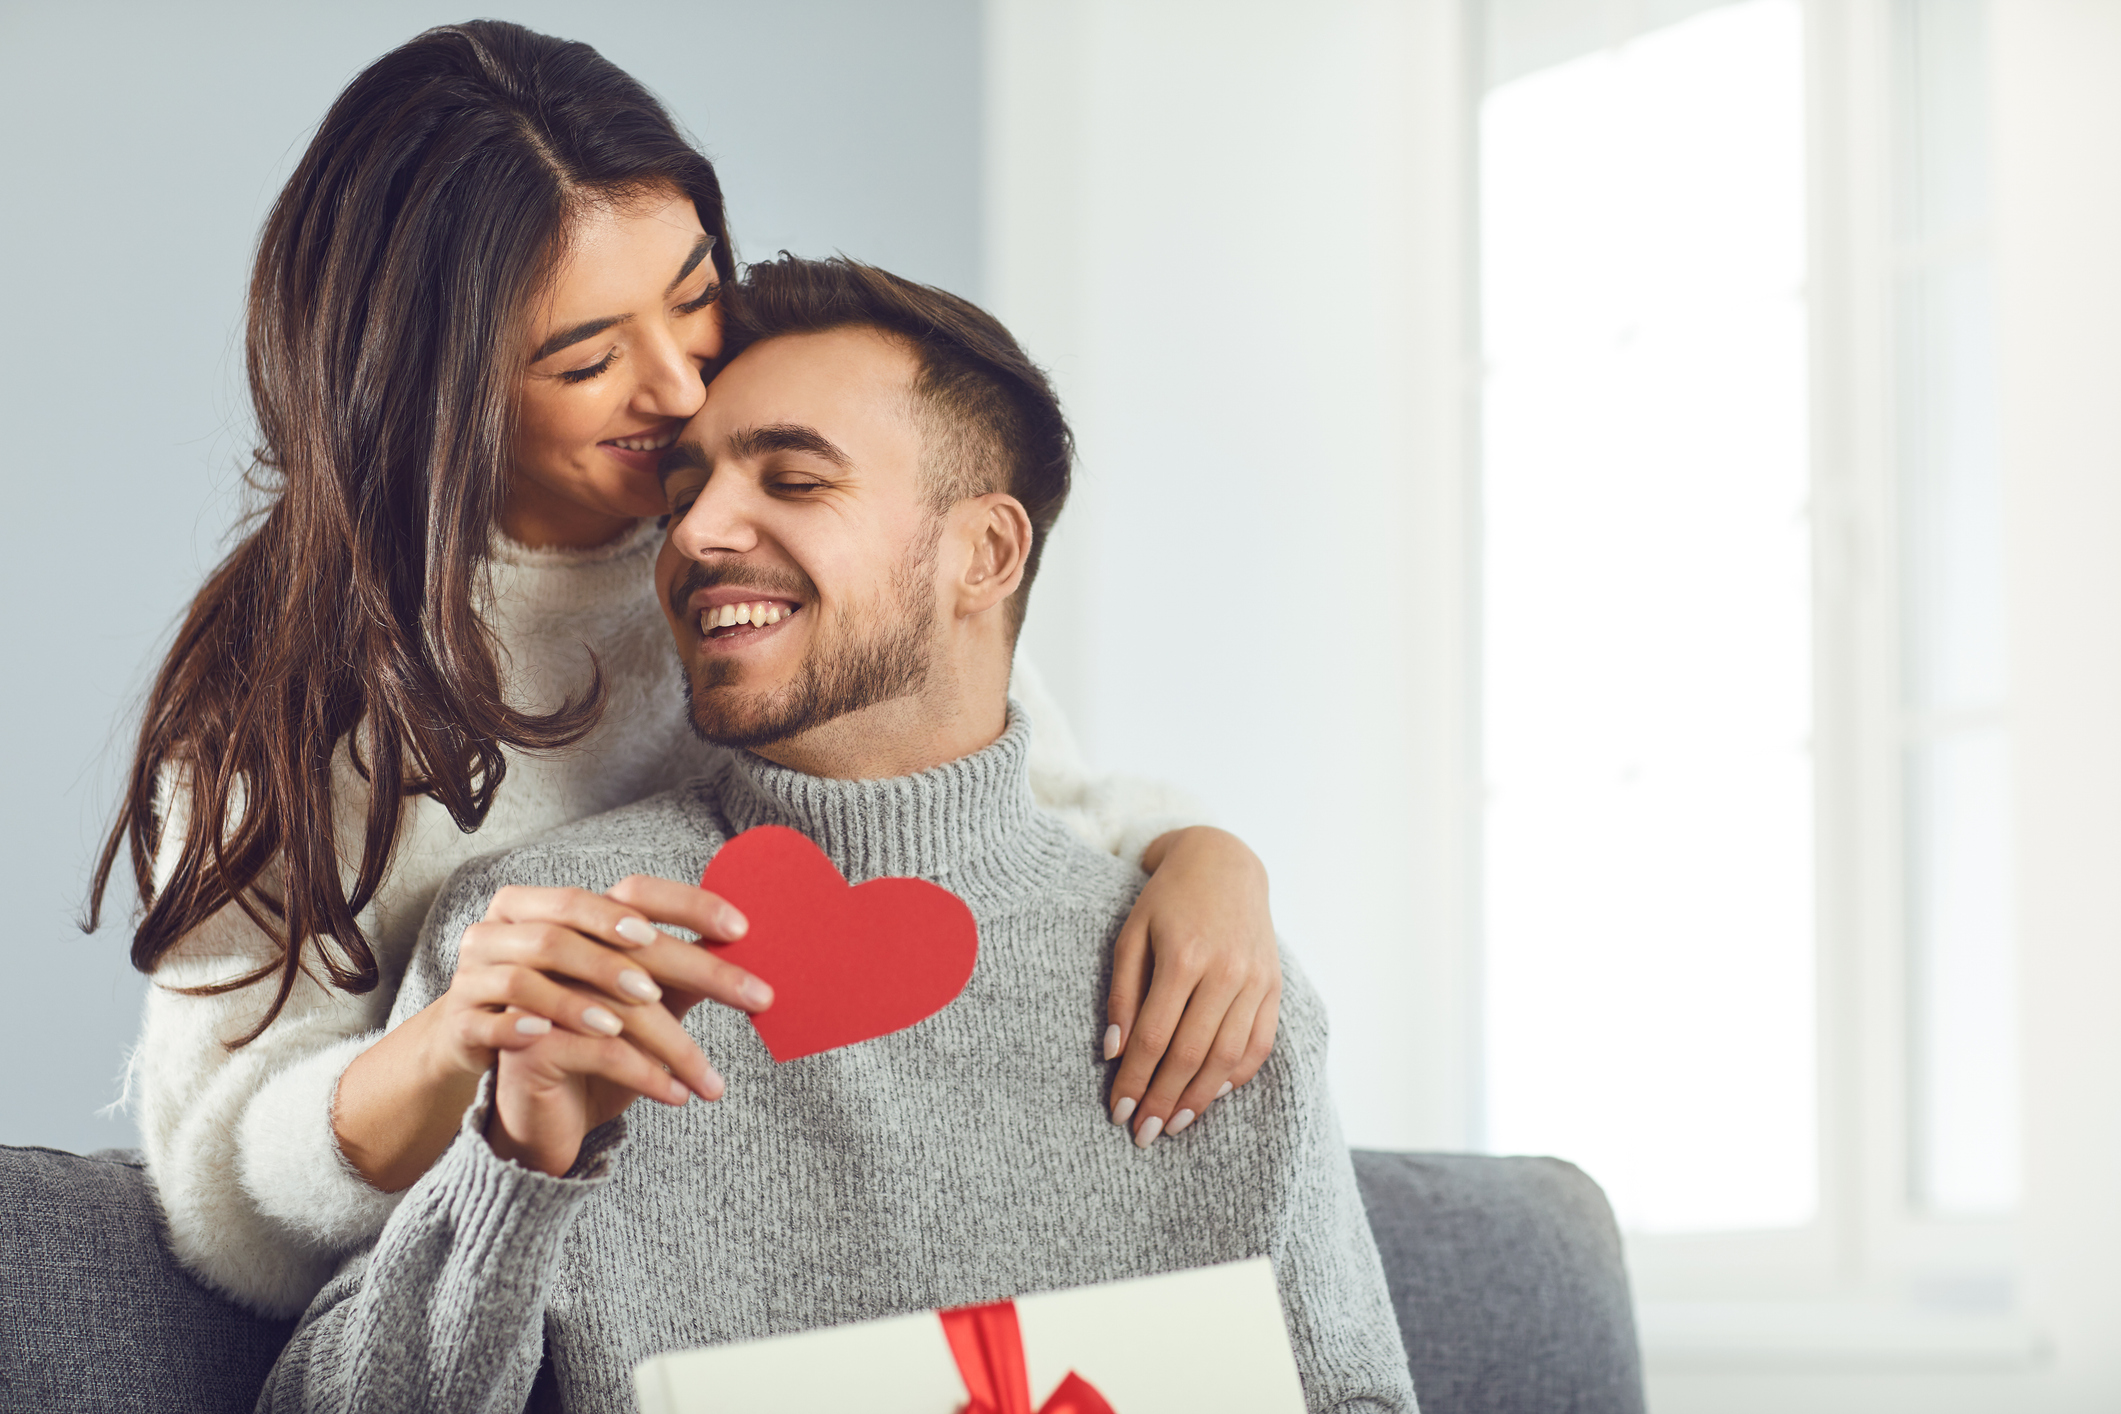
[0, 1144, 1643, 1413]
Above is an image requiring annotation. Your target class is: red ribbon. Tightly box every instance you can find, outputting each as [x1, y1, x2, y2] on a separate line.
[939, 1301, 1117, 1414]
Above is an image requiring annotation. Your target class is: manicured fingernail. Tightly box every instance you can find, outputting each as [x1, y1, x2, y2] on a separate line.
[582, 1006, 623, 1036]
[1111, 1096, 1136, 1127]
[1102, 1024, 1122, 1060]
[1168, 1108, 1197, 1135]
[668, 1077, 689, 1104]
[721, 907, 749, 939]
[1134, 1115, 1164, 1149]
[741, 977, 773, 1009]
[617, 971, 662, 1003]
[699, 1067, 725, 1101]
[514, 1015, 551, 1036]
[1217, 1081, 1233, 1099]
[614, 917, 657, 948]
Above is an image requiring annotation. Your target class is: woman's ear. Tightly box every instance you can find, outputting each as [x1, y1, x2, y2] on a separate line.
[949, 492, 1035, 619]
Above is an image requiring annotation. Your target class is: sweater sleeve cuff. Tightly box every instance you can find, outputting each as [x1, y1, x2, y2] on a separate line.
[238, 1031, 404, 1251]
[457, 1069, 631, 1186]
[351, 1071, 622, 1405]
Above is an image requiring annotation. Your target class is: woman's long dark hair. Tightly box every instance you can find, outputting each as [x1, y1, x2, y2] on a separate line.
[86, 21, 734, 1044]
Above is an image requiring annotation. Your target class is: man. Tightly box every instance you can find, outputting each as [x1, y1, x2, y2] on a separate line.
[261, 257, 1417, 1412]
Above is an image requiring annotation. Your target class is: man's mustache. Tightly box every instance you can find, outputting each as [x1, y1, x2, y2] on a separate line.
[668, 558, 818, 620]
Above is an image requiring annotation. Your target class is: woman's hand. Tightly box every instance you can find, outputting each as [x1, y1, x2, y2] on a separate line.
[1105, 827, 1282, 1148]
[334, 875, 768, 1191]
[437, 876, 768, 1100]
[475, 875, 772, 1177]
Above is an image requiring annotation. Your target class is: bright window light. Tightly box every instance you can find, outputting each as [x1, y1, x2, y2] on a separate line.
[1479, 0, 1816, 1234]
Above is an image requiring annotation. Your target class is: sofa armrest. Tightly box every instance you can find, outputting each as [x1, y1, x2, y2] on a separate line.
[1354, 1150, 1645, 1414]
[0, 1145, 294, 1414]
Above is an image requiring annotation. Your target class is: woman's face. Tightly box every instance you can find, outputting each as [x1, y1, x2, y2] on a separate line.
[507, 188, 722, 549]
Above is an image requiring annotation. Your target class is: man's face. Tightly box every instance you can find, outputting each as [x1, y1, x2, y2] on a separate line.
[654, 327, 945, 749]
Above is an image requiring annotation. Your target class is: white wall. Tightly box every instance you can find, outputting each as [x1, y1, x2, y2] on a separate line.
[0, 0, 981, 1154]
[1997, 0, 2121, 1407]
[985, 0, 1478, 1151]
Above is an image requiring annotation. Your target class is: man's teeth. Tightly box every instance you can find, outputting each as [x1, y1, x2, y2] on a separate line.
[608, 432, 676, 452]
[701, 602, 789, 633]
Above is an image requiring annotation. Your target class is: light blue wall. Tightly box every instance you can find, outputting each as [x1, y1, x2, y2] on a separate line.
[0, 0, 981, 1152]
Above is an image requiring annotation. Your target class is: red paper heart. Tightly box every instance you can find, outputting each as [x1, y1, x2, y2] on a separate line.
[700, 825, 979, 1062]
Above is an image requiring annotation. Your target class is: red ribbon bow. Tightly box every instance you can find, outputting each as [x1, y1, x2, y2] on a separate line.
[939, 1301, 1117, 1414]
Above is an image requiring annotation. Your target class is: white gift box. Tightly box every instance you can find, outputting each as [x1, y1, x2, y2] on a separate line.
[633, 1258, 1306, 1414]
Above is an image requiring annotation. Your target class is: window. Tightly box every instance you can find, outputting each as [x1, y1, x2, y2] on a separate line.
[1479, 0, 1815, 1236]
[1892, 0, 2015, 1219]
[1475, 0, 2021, 1334]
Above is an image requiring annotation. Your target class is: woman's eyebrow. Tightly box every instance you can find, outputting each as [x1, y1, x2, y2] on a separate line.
[531, 237, 713, 362]
[666, 235, 715, 295]
[534, 314, 630, 362]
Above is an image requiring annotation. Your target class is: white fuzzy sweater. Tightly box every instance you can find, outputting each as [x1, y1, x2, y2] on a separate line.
[132, 521, 1198, 1318]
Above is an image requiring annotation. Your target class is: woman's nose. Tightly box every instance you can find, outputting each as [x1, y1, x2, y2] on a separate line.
[636, 326, 709, 420]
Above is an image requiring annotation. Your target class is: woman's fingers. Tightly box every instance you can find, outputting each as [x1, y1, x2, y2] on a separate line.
[1103, 917, 1153, 1063]
[515, 1030, 698, 1108]
[462, 920, 668, 1009]
[628, 933, 774, 1015]
[605, 874, 749, 943]
[461, 915, 771, 1018]
[453, 962, 721, 1099]
[454, 1005, 557, 1058]
[1106, 954, 1194, 1129]
[1123, 972, 1246, 1147]
[481, 880, 750, 950]
[1160, 986, 1270, 1137]
[562, 985, 723, 1101]
[1228, 984, 1281, 1091]
[483, 878, 772, 1013]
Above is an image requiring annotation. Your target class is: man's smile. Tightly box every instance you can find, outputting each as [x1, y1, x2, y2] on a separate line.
[686, 585, 806, 651]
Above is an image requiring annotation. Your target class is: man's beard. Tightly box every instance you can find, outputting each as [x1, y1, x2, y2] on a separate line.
[678, 540, 939, 751]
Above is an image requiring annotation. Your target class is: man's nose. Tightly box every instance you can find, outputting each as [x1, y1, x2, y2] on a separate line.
[669, 474, 761, 559]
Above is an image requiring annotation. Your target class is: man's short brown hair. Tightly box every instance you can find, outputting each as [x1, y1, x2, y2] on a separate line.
[715, 255, 1073, 629]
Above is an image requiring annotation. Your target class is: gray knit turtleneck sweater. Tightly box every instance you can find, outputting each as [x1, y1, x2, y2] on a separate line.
[259, 710, 1418, 1414]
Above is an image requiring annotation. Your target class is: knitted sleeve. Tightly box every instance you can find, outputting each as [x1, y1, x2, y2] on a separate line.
[129, 768, 404, 1319]
[1260, 955, 1422, 1412]
[1009, 653, 1210, 866]
[255, 1076, 622, 1414]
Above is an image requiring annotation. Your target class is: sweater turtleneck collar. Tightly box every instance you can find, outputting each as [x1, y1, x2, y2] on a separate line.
[702, 704, 1038, 884]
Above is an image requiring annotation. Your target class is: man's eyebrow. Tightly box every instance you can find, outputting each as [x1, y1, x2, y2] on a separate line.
[666, 235, 715, 295]
[657, 439, 710, 484]
[727, 424, 853, 469]
[534, 314, 630, 363]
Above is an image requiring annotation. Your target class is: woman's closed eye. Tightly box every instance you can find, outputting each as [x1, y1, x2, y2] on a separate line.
[675, 280, 720, 316]
[557, 348, 618, 384]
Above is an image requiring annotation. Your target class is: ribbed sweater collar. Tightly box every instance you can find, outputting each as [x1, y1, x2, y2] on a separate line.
[702, 705, 1037, 884]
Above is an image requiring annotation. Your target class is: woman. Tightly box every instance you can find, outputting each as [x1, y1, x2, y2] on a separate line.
[92, 20, 1283, 1319]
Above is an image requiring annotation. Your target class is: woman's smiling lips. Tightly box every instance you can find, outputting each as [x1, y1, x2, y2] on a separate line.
[598, 421, 681, 475]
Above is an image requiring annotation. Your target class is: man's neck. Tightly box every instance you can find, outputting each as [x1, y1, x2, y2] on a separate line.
[750, 680, 1010, 781]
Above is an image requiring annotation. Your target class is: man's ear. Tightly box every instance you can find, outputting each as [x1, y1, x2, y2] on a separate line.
[947, 492, 1034, 619]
